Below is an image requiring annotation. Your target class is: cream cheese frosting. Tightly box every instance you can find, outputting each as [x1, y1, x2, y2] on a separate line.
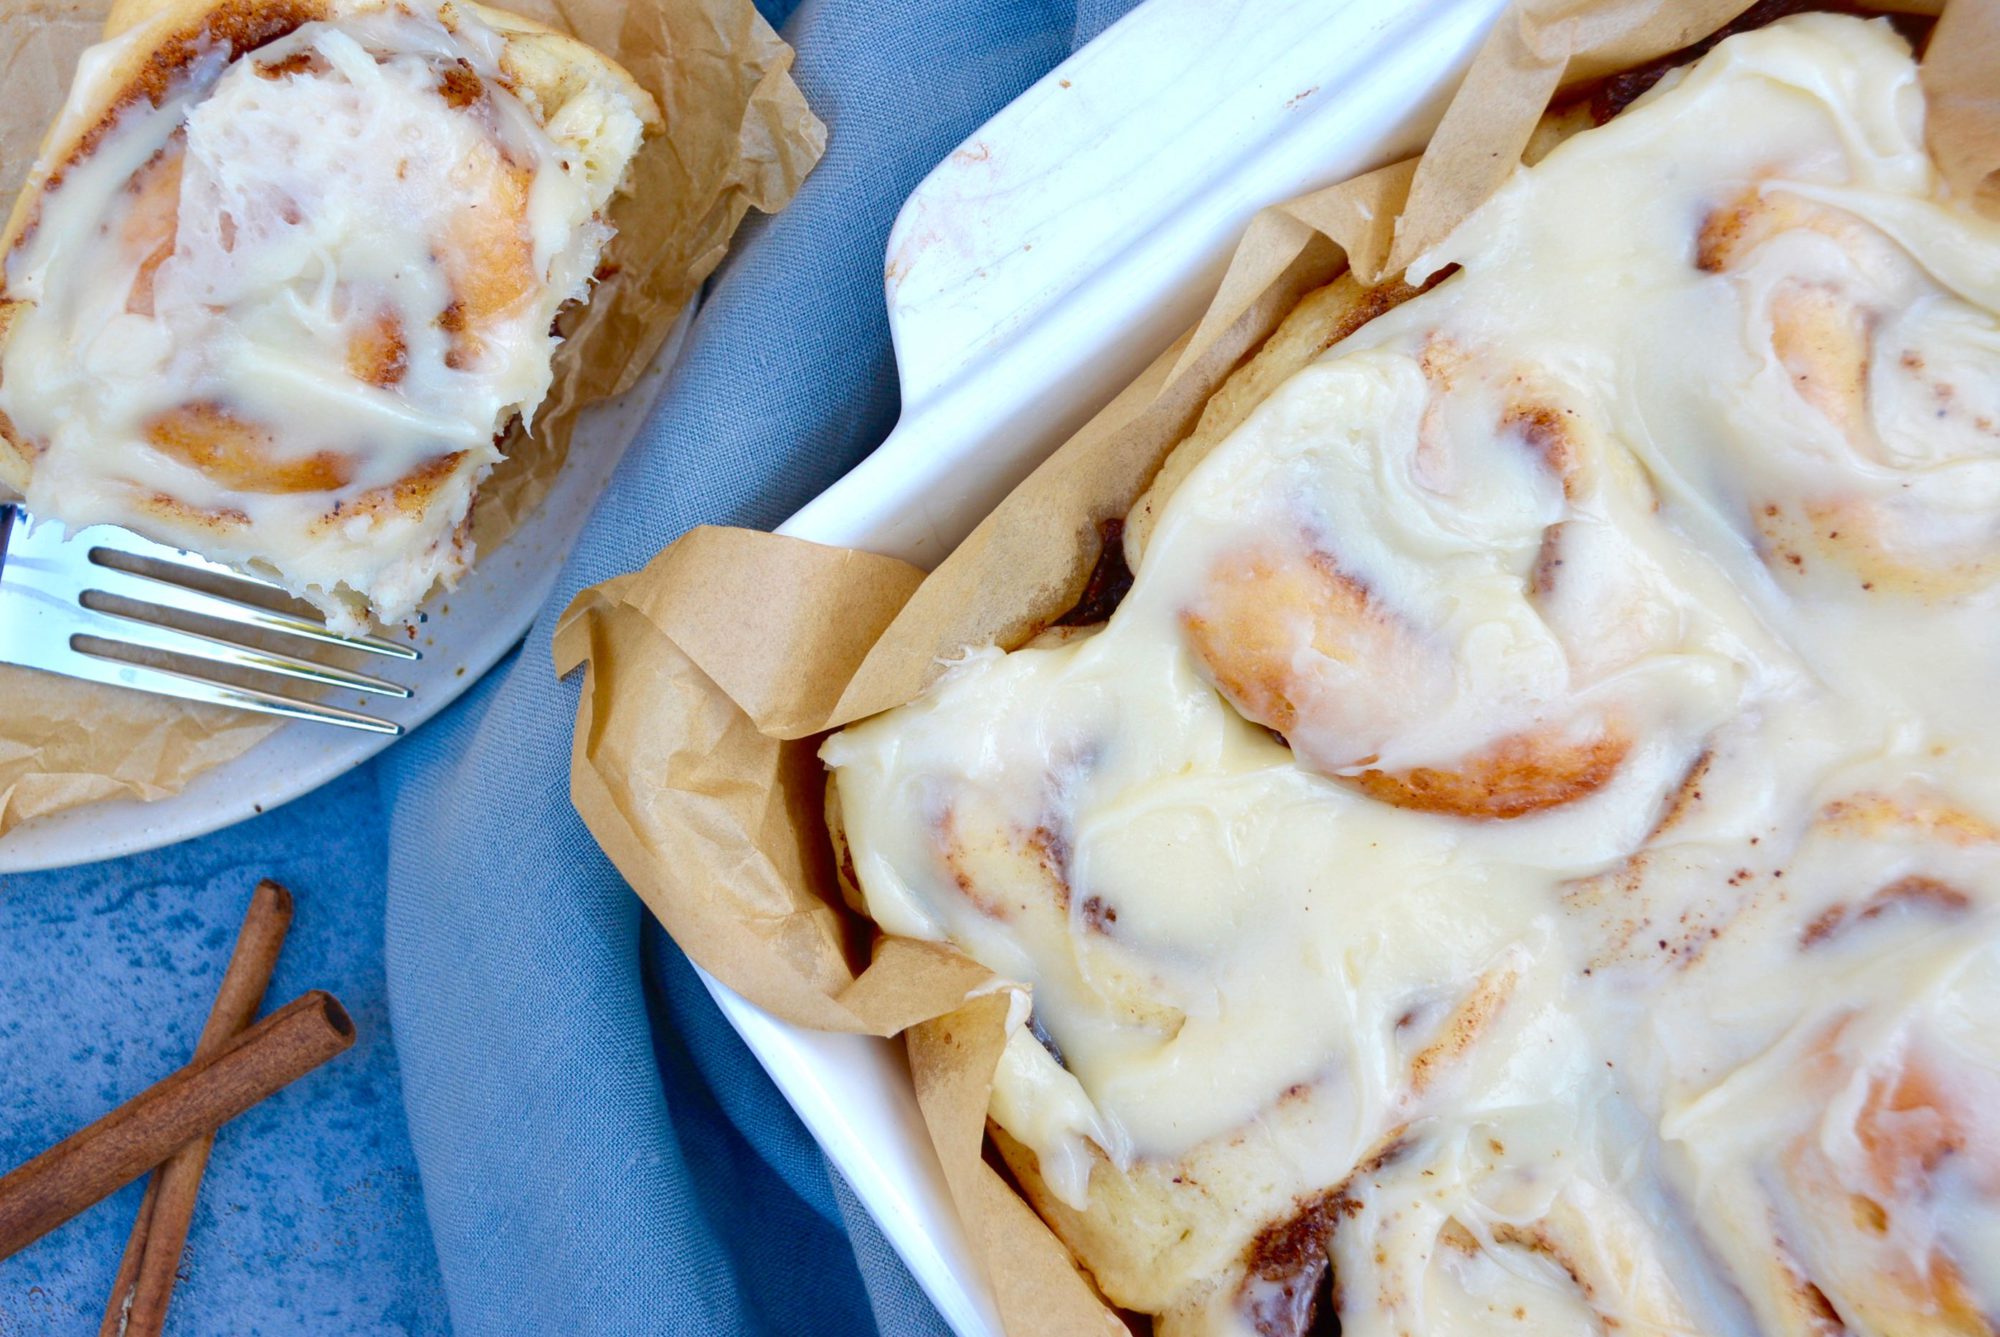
[824, 13, 2000, 1335]
[0, 0, 646, 630]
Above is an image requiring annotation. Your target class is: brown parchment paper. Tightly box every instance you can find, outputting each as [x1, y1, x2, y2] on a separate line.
[560, 2, 1999, 1330]
[0, 0, 824, 837]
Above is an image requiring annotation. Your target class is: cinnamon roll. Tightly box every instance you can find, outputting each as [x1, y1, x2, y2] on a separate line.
[0, 0, 658, 631]
[1696, 183, 2000, 602]
[1174, 342, 1686, 821]
[1641, 789, 2000, 1337]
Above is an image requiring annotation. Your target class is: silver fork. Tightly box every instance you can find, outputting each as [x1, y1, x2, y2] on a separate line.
[0, 503, 417, 734]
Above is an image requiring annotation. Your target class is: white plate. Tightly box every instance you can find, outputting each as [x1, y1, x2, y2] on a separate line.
[0, 307, 693, 874]
[706, 0, 1512, 1332]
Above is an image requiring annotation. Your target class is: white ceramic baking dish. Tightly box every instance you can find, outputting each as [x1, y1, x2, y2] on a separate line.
[714, 0, 1515, 1330]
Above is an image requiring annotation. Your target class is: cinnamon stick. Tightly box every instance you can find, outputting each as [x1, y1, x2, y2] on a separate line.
[98, 1176, 159, 1337]
[100, 880, 294, 1337]
[0, 989, 353, 1261]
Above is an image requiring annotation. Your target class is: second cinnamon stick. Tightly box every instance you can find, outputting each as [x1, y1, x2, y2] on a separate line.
[0, 989, 353, 1261]
[101, 879, 295, 1336]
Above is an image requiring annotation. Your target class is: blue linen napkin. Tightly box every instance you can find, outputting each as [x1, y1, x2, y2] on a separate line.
[3, 0, 1138, 1331]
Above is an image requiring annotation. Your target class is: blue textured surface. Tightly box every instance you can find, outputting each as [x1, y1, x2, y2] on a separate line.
[0, 768, 447, 1336]
[0, 0, 1138, 1332]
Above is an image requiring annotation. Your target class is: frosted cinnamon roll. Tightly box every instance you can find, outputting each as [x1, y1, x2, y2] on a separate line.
[1645, 790, 2000, 1337]
[824, 13, 2000, 1337]
[1175, 339, 1704, 821]
[0, 0, 657, 630]
[1695, 182, 2000, 601]
[1322, 1114, 1711, 1336]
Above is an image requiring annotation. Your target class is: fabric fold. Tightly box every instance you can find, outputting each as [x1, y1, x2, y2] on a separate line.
[379, 1, 1133, 1330]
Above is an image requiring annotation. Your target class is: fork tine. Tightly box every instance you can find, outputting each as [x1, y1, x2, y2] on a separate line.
[84, 523, 292, 592]
[81, 551, 421, 661]
[78, 606, 413, 698]
[55, 642, 401, 734]
[1, 505, 408, 734]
